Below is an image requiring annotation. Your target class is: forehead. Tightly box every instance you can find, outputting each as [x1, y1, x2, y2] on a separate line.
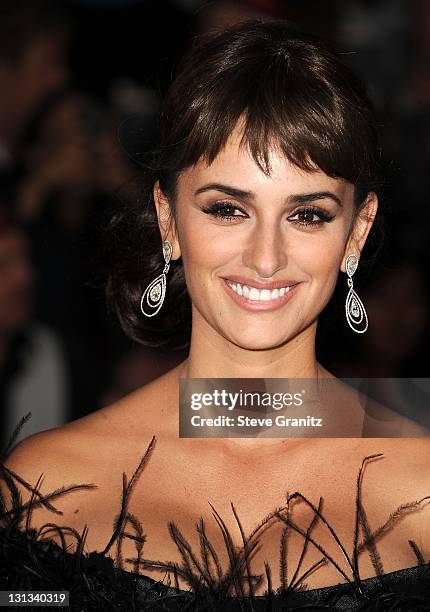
[178, 126, 353, 200]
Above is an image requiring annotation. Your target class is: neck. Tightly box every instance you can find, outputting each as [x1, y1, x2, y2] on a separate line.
[174, 319, 335, 456]
[180, 318, 323, 379]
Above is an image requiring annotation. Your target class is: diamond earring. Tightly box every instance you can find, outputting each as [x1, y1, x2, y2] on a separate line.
[344, 253, 368, 333]
[140, 240, 172, 317]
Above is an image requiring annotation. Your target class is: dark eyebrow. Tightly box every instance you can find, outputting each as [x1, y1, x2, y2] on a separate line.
[194, 183, 253, 199]
[287, 191, 342, 207]
[194, 183, 342, 207]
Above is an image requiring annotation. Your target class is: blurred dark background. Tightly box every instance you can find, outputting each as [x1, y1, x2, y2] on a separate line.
[0, 0, 428, 446]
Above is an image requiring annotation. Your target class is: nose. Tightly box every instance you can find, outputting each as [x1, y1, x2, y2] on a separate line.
[241, 219, 287, 278]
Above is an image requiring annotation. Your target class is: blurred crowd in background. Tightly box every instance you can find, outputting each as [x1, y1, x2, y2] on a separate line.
[0, 0, 429, 448]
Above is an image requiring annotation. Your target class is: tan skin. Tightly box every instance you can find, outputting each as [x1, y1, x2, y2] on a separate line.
[3, 126, 430, 595]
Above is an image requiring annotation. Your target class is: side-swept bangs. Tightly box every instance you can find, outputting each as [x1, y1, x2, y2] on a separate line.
[159, 20, 379, 206]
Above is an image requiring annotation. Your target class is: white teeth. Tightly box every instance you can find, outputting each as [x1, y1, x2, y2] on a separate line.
[227, 281, 292, 301]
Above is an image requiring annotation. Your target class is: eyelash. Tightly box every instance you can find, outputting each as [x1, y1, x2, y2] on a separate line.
[201, 201, 335, 227]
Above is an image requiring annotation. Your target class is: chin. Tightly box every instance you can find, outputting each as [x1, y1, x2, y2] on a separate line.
[225, 330, 292, 351]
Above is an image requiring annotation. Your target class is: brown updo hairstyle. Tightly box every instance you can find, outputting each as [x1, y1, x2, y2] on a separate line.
[105, 19, 381, 351]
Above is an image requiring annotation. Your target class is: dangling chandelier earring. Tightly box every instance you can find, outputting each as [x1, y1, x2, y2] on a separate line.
[344, 253, 368, 333]
[140, 240, 172, 317]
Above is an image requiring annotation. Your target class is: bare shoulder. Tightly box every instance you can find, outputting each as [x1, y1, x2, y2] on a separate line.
[94, 359, 184, 434]
[365, 437, 430, 474]
[0, 427, 92, 543]
[3, 356, 184, 465]
[1, 362, 184, 533]
[371, 438, 430, 522]
[390, 437, 430, 480]
[406, 437, 430, 490]
[1, 418, 107, 525]
[395, 438, 430, 557]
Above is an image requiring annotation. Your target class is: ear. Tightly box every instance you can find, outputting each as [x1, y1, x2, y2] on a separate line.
[341, 192, 378, 272]
[153, 181, 181, 260]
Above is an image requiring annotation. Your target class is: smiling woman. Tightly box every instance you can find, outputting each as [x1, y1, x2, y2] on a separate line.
[158, 141, 364, 356]
[106, 19, 381, 352]
[2, 18, 430, 612]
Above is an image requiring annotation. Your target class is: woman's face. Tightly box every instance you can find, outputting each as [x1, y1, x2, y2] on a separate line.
[157, 127, 375, 350]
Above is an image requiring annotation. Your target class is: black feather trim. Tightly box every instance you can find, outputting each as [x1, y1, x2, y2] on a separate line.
[1, 417, 430, 611]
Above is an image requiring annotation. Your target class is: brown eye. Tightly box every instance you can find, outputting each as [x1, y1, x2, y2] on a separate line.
[288, 207, 334, 227]
[298, 210, 320, 224]
[218, 205, 237, 217]
[202, 201, 248, 222]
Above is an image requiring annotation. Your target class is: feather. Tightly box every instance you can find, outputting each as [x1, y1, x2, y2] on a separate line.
[1, 418, 430, 610]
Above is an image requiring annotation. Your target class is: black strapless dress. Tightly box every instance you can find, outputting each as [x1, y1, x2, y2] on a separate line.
[1, 427, 430, 610]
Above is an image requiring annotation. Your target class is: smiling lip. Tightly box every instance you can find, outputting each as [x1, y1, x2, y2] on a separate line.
[221, 278, 302, 312]
[222, 276, 300, 290]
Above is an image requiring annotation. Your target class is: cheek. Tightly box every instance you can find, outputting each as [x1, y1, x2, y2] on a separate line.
[291, 231, 345, 278]
[178, 222, 235, 278]
[292, 233, 346, 315]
